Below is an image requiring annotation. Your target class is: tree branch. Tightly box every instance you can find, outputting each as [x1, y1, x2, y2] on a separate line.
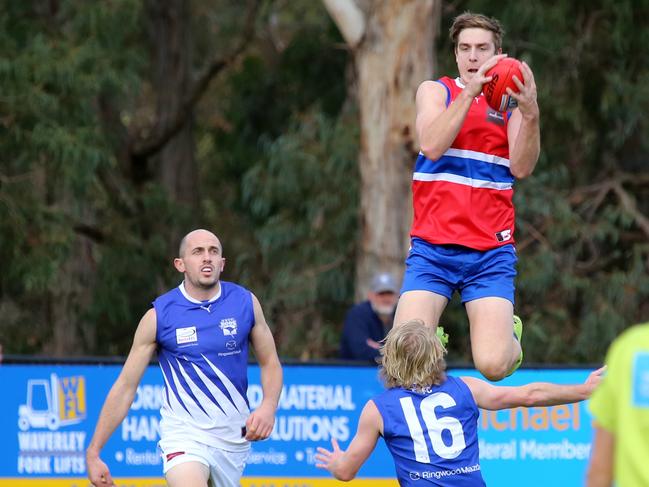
[611, 181, 649, 239]
[516, 220, 552, 252]
[618, 171, 649, 186]
[97, 92, 131, 175]
[95, 164, 137, 217]
[322, 0, 366, 49]
[95, 91, 139, 215]
[73, 223, 106, 244]
[130, 0, 260, 159]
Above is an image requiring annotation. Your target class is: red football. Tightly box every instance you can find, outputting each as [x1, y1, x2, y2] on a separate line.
[483, 58, 523, 112]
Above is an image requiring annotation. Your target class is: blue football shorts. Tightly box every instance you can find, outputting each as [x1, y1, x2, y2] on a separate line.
[401, 238, 518, 304]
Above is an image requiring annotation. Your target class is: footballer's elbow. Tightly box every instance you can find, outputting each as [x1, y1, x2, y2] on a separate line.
[510, 166, 533, 179]
[419, 144, 444, 161]
[333, 469, 356, 482]
[518, 385, 544, 407]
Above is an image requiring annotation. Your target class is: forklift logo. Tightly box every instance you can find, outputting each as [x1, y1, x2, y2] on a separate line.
[18, 374, 86, 431]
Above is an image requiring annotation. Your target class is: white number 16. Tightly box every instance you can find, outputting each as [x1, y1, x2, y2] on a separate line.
[399, 393, 466, 462]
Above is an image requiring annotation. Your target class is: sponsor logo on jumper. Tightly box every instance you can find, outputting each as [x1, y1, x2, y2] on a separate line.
[410, 464, 481, 481]
[219, 336, 241, 356]
[486, 107, 505, 125]
[495, 229, 512, 242]
[176, 326, 198, 345]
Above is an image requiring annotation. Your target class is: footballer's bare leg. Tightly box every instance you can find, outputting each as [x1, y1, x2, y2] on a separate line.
[393, 290, 448, 328]
[466, 297, 521, 381]
[165, 461, 210, 487]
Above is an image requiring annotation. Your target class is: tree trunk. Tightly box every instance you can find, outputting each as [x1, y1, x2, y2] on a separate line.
[325, 0, 439, 298]
[147, 0, 200, 248]
[43, 165, 96, 356]
[45, 233, 96, 356]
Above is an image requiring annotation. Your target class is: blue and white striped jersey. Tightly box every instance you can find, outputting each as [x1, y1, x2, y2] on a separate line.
[153, 281, 254, 450]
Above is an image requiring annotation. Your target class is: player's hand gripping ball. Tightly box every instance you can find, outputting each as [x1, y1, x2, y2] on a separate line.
[483, 58, 523, 112]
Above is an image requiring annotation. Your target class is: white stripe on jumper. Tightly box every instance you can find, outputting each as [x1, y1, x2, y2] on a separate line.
[413, 172, 513, 190]
[202, 354, 250, 414]
[443, 148, 510, 167]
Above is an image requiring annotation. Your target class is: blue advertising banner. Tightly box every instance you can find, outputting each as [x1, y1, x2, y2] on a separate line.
[0, 364, 597, 486]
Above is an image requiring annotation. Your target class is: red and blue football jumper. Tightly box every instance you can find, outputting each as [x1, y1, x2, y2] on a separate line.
[411, 76, 515, 251]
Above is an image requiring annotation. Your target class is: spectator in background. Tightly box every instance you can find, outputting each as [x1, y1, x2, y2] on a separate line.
[586, 321, 649, 487]
[340, 272, 400, 361]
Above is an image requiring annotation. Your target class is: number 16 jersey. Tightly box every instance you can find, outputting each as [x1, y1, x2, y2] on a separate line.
[372, 376, 484, 486]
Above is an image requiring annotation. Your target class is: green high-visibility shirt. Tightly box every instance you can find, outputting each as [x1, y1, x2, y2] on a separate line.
[589, 322, 649, 487]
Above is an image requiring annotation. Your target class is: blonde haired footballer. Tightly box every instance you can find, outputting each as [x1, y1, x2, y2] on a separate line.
[316, 320, 604, 486]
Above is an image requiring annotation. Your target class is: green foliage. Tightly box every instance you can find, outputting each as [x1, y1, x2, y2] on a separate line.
[1, 0, 647, 365]
[240, 110, 359, 358]
[85, 183, 187, 354]
[197, 4, 352, 358]
[1, 3, 96, 279]
[0, 0, 150, 353]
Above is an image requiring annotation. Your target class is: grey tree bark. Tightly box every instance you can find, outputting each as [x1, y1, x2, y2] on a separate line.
[323, 0, 439, 298]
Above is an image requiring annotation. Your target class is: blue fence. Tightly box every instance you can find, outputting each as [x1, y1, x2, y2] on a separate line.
[0, 364, 596, 485]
